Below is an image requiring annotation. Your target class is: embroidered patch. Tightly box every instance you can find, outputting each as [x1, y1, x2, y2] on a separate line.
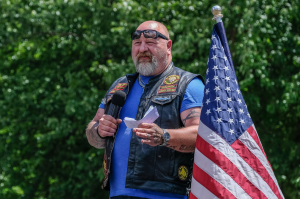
[158, 84, 177, 94]
[155, 97, 170, 101]
[178, 165, 188, 181]
[109, 83, 128, 94]
[164, 75, 180, 85]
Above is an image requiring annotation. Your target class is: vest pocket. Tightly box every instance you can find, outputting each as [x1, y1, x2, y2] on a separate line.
[151, 94, 181, 131]
[150, 94, 180, 181]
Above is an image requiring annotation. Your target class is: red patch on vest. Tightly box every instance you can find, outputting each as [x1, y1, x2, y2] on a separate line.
[110, 83, 128, 94]
[158, 84, 177, 94]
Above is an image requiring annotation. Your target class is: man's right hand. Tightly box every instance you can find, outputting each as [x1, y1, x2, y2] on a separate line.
[98, 114, 122, 137]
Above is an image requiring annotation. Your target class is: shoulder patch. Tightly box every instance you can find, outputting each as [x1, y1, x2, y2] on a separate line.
[158, 84, 177, 94]
[164, 75, 180, 85]
[109, 83, 128, 94]
[178, 165, 188, 181]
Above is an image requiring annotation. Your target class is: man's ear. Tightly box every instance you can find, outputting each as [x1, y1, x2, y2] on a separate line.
[167, 40, 172, 55]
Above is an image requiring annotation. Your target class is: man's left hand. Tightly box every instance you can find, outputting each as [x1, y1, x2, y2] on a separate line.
[133, 123, 164, 146]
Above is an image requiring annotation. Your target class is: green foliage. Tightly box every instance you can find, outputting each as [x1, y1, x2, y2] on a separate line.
[0, 0, 299, 198]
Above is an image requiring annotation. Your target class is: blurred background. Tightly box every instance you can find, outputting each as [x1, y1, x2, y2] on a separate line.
[0, 0, 299, 198]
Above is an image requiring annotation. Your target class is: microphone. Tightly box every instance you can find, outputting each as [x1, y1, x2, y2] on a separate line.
[104, 90, 127, 118]
[102, 90, 126, 191]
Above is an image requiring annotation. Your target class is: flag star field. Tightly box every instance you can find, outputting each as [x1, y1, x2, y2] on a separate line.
[200, 28, 253, 145]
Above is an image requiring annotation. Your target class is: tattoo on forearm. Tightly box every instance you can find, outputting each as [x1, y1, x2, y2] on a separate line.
[182, 110, 200, 125]
[86, 121, 105, 149]
[179, 145, 195, 151]
[167, 144, 177, 150]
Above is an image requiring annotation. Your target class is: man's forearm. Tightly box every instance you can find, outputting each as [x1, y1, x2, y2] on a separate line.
[86, 120, 106, 149]
[166, 125, 198, 153]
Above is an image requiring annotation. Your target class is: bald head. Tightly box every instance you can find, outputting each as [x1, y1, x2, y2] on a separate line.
[132, 21, 172, 76]
[137, 21, 169, 39]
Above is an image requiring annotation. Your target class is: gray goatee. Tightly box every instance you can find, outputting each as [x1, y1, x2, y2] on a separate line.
[134, 51, 167, 76]
[134, 55, 158, 76]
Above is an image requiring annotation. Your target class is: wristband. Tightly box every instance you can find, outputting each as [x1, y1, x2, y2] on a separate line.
[96, 125, 106, 139]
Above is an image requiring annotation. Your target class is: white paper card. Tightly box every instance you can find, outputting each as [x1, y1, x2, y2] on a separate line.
[124, 106, 159, 129]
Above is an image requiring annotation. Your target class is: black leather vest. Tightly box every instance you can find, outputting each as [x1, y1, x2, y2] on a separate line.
[103, 63, 204, 195]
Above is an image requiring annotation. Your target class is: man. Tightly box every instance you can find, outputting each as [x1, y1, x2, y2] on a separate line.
[86, 21, 204, 199]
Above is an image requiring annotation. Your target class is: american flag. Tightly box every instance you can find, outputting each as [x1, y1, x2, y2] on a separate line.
[189, 22, 284, 199]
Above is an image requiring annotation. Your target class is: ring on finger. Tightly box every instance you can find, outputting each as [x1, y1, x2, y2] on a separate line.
[147, 134, 150, 139]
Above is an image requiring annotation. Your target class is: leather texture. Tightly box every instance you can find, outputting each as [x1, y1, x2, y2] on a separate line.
[102, 62, 204, 195]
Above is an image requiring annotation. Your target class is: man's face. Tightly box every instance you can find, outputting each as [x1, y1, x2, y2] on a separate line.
[131, 26, 170, 76]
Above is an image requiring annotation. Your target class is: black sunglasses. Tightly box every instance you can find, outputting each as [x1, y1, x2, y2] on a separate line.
[131, 29, 169, 40]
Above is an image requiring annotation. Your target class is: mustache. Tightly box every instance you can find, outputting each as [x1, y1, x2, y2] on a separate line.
[136, 52, 153, 60]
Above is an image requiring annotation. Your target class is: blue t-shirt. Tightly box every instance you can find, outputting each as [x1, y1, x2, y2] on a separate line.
[99, 75, 204, 199]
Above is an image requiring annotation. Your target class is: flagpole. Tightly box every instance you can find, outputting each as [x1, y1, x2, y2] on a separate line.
[211, 5, 236, 73]
[211, 5, 223, 23]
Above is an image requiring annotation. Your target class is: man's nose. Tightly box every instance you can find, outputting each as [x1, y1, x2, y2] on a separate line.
[139, 41, 148, 53]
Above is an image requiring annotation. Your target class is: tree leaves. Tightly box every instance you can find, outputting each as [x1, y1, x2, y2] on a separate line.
[0, 0, 299, 198]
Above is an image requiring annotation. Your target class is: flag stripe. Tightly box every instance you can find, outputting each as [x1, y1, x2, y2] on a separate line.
[197, 121, 279, 199]
[247, 125, 274, 173]
[250, 125, 276, 177]
[190, 176, 218, 199]
[240, 129, 281, 192]
[194, 148, 251, 199]
[193, 161, 237, 199]
[247, 125, 267, 158]
[231, 139, 282, 199]
[236, 132, 284, 199]
[189, 192, 197, 199]
[196, 134, 268, 199]
[251, 125, 263, 151]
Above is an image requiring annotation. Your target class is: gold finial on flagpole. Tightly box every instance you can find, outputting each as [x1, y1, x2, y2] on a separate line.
[212, 5, 223, 23]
